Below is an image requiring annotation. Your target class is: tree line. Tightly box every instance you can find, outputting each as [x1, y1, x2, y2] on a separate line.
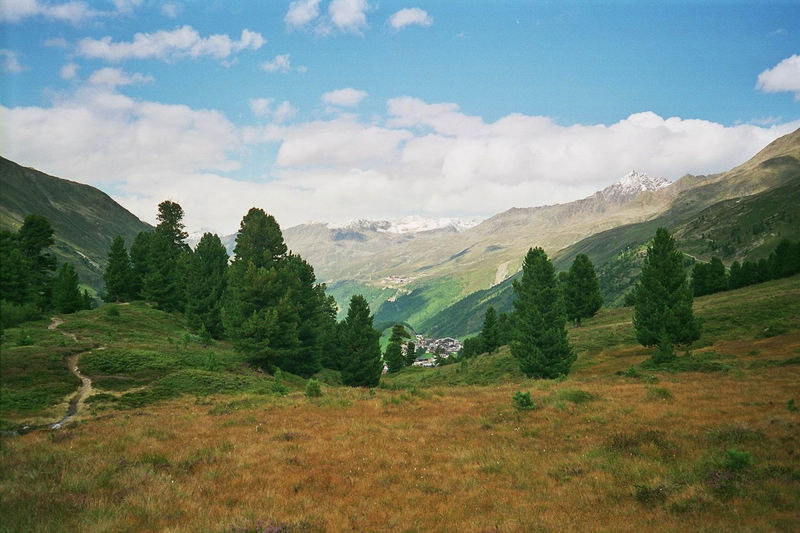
[692, 238, 800, 297]
[1, 215, 92, 329]
[102, 201, 384, 387]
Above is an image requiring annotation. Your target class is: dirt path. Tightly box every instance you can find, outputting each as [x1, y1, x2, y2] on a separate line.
[48, 317, 94, 430]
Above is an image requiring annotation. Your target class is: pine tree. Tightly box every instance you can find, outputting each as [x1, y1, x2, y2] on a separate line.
[17, 214, 56, 309]
[385, 323, 409, 373]
[141, 200, 190, 312]
[103, 236, 133, 302]
[129, 231, 153, 299]
[633, 228, 700, 358]
[706, 257, 728, 294]
[692, 261, 710, 296]
[223, 209, 288, 370]
[728, 260, 744, 289]
[319, 295, 343, 370]
[480, 306, 500, 353]
[52, 263, 83, 314]
[405, 341, 417, 367]
[185, 233, 228, 338]
[564, 253, 603, 326]
[339, 295, 382, 387]
[0, 231, 28, 305]
[510, 247, 575, 378]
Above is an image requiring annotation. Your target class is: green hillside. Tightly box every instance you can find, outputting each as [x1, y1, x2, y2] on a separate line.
[0, 157, 153, 291]
[422, 147, 800, 337]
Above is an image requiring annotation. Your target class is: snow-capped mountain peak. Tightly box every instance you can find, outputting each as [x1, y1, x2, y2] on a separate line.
[329, 216, 483, 235]
[599, 170, 670, 204]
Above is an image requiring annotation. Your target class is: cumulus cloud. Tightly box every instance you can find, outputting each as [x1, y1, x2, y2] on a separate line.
[328, 0, 369, 34]
[756, 54, 800, 100]
[60, 62, 79, 80]
[388, 7, 432, 30]
[0, 50, 26, 73]
[4, 81, 799, 234]
[285, 0, 322, 30]
[87, 67, 153, 88]
[1, 0, 101, 23]
[249, 98, 297, 123]
[260, 54, 292, 73]
[76, 26, 265, 62]
[321, 88, 368, 107]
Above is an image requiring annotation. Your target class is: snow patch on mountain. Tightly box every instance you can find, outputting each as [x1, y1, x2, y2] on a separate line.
[599, 170, 670, 203]
[329, 216, 483, 234]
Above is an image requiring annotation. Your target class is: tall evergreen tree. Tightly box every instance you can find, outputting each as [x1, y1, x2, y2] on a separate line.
[17, 214, 56, 309]
[385, 323, 409, 373]
[129, 231, 153, 299]
[224, 208, 288, 370]
[52, 263, 83, 314]
[510, 247, 575, 378]
[339, 294, 382, 387]
[141, 200, 190, 311]
[728, 260, 744, 289]
[405, 341, 417, 367]
[564, 253, 603, 326]
[185, 233, 229, 338]
[480, 306, 500, 353]
[103, 236, 133, 302]
[0, 231, 28, 305]
[633, 228, 700, 360]
[319, 295, 343, 370]
[706, 257, 728, 294]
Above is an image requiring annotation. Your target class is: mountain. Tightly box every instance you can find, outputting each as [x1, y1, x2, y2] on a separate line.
[422, 128, 800, 337]
[0, 157, 153, 291]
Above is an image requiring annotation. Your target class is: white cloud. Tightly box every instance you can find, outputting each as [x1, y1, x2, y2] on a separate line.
[44, 37, 70, 48]
[1, 0, 101, 23]
[285, 0, 321, 30]
[0, 50, 26, 73]
[321, 88, 368, 107]
[3, 82, 798, 235]
[87, 67, 153, 88]
[249, 98, 297, 123]
[60, 62, 79, 80]
[260, 54, 292, 73]
[756, 55, 800, 100]
[388, 7, 432, 30]
[76, 26, 265, 62]
[160, 2, 181, 18]
[328, 0, 368, 34]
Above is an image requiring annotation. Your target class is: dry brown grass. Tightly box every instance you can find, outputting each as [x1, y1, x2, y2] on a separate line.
[3, 330, 799, 532]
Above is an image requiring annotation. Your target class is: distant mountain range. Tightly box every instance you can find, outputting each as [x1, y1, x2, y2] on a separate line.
[1, 129, 798, 335]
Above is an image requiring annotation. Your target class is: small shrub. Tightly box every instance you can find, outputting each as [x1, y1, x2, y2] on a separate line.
[634, 483, 668, 506]
[0, 300, 42, 329]
[104, 305, 120, 317]
[204, 351, 220, 371]
[15, 328, 34, 346]
[512, 390, 535, 410]
[646, 387, 673, 401]
[724, 448, 752, 471]
[305, 379, 322, 398]
[272, 381, 288, 396]
[555, 388, 596, 404]
[788, 399, 798, 412]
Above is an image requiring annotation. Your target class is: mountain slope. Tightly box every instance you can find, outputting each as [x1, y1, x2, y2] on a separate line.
[0, 157, 153, 291]
[423, 130, 800, 337]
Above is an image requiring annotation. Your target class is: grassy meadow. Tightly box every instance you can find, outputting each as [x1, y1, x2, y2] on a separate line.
[1, 277, 799, 531]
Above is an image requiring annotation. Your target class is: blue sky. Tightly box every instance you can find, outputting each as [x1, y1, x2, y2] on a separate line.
[2, 1, 799, 234]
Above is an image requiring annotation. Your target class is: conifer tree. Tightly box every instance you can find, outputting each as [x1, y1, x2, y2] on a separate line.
[129, 231, 153, 299]
[564, 254, 603, 326]
[510, 247, 575, 378]
[480, 306, 500, 353]
[339, 294, 382, 387]
[633, 228, 700, 359]
[52, 263, 83, 314]
[319, 295, 343, 370]
[385, 323, 409, 373]
[405, 341, 417, 366]
[224, 208, 288, 370]
[706, 257, 728, 294]
[17, 214, 56, 309]
[141, 200, 190, 312]
[103, 236, 133, 302]
[185, 233, 228, 338]
[0, 231, 29, 305]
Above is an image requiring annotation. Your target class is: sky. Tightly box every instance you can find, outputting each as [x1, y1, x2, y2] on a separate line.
[1, 0, 800, 235]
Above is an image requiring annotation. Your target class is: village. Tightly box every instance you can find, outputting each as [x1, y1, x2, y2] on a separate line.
[409, 334, 463, 367]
